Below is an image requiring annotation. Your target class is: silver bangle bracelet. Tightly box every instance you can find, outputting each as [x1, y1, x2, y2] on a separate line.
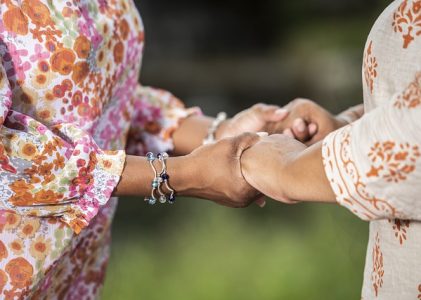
[145, 152, 159, 205]
[145, 152, 176, 205]
[203, 112, 227, 145]
[157, 152, 176, 204]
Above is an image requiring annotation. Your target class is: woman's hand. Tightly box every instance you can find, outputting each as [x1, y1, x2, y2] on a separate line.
[172, 103, 287, 155]
[174, 132, 265, 207]
[116, 133, 265, 207]
[240, 134, 306, 203]
[240, 134, 336, 204]
[216, 103, 288, 139]
[268, 99, 347, 145]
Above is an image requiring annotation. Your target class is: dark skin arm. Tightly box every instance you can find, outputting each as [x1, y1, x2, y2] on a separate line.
[112, 103, 288, 204]
[113, 133, 266, 208]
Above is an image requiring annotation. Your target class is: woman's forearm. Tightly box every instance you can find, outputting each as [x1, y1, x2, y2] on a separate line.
[171, 103, 288, 155]
[113, 133, 263, 208]
[172, 115, 214, 155]
[113, 155, 193, 197]
[281, 142, 336, 203]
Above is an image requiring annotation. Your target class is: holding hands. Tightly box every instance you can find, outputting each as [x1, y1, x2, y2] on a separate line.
[198, 98, 358, 207]
[119, 99, 358, 208]
[266, 98, 348, 145]
[183, 132, 266, 208]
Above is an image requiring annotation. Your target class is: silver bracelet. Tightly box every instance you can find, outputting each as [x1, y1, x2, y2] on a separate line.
[203, 112, 227, 145]
[145, 152, 177, 205]
[145, 152, 159, 205]
[157, 152, 176, 204]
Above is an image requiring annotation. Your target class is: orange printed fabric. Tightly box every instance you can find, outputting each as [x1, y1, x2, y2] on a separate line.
[0, 0, 197, 298]
[322, 1, 421, 299]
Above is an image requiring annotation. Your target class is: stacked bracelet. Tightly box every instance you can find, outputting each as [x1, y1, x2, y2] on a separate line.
[145, 152, 159, 205]
[157, 152, 176, 204]
[203, 112, 227, 145]
[145, 152, 176, 205]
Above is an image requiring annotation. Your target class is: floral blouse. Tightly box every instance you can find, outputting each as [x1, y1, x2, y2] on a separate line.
[0, 0, 197, 298]
[322, 0, 421, 298]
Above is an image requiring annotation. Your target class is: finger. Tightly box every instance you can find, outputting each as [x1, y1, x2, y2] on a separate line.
[283, 128, 295, 138]
[308, 123, 318, 136]
[253, 104, 289, 122]
[306, 129, 326, 146]
[255, 196, 267, 208]
[291, 118, 310, 142]
[265, 108, 289, 122]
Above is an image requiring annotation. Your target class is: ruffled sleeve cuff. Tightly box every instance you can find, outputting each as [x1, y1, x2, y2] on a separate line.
[1, 112, 126, 234]
[126, 85, 201, 155]
[60, 149, 126, 234]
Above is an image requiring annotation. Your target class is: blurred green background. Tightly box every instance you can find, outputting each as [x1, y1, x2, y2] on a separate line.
[103, 0, 390, 299]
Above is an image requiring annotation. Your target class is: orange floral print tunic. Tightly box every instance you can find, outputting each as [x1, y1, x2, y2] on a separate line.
[322, 0, 421, 298]
[0, 0, 197, 298]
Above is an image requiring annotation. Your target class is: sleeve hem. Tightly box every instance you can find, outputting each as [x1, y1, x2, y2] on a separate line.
[60, 150, 126, 234]
[322, 125, 400, 221]
[126, 85, 202, 155]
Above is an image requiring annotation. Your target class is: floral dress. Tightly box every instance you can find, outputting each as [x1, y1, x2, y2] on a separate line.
[0, 0, 197, 298]
[322, 0, 421, 298]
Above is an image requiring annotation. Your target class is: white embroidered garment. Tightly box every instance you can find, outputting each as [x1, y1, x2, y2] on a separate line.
[322, 0, 421, 298]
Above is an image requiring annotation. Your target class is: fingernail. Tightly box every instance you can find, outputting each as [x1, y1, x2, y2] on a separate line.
[308, 123, 318, 135]
[293, 119, 306, 133]
[257, 132, 269, 137]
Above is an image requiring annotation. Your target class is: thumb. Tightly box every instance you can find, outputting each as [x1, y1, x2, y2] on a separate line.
[263, 107, 289, 122]
[253, 104, 289, 122]
[234, 132, 265, 157]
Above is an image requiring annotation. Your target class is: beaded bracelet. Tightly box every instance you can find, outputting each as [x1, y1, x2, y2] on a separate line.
[145, 152, 159, 205]
[145, 152, 176, 205]
[157, 152, 176, 204]
[203, 112, 227, 145]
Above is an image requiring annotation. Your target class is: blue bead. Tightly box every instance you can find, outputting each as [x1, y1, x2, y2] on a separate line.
[146, 152, 155, 161]
[145, 197, 156, 205]
[161, 173, 169, 180]
[152, 180, 159, 188]
[168, 195, 176, 204]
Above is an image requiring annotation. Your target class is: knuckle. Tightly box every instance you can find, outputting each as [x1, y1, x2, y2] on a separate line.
[252, 103, 266, 111]
[294, 98, 310, 106]
[235, 132, 254, 146]
[291, 98, 301, 105]
[240, 132, 256, 139]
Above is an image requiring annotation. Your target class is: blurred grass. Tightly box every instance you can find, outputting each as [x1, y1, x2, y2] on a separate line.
[102, 199, 368, 300]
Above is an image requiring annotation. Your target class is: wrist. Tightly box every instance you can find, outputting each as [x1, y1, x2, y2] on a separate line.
[334, 115, 350, 129]
[281, 143, 336, 203]
[166, 155, 206, 198]
[205, 112, 229, 143]
[276, 151, 303, 203]
[214, 119, 231, 140]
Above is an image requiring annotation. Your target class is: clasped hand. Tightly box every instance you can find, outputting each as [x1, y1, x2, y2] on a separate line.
[189, 99, 343, 207]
